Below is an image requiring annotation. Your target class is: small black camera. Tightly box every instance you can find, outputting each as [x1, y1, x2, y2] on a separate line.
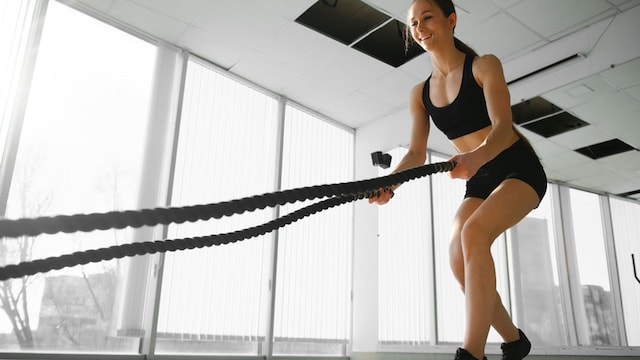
[371, 151, 392, 169]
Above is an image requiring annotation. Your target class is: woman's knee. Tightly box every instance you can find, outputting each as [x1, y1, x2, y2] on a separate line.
[460, 220, 493, 258]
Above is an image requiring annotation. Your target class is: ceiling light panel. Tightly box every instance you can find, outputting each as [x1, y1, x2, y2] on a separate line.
[352, 20, 424, 67]
[522, 111, 589, 138]
[295, 0, 390, 46]
[575, 138, 636, 159]
[512, 96, 562, 125]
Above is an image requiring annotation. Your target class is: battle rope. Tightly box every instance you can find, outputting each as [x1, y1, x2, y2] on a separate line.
[0, 161, 455, 281]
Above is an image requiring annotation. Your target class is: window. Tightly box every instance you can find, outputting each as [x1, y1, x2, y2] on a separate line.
[0, 1, 155, 352]
[609, 197, 640, 346]
[0, 0, 37, 164]
[377, 147, 433, 345]
[566, 189, 619, 346]
[507, 185, 569, 346]
[156, 59, 279, 355]
[272, 104, 354, 355]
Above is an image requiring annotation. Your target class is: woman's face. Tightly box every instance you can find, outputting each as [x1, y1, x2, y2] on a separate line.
[408, 0, 455, 51]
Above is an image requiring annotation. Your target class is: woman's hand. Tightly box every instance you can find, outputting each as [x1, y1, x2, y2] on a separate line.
[447, 152, 482, 180]
[368, 187, 395, 205]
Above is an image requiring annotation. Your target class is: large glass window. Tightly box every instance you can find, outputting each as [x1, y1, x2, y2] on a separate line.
[609, 197, 640, 346]
[507, 185, 568, 346]
[0, 0, 37, 162]
[156, 59, 279, 355]
[567, 189, 619, 346]
[0, 1, 155, 352]
[273, 105, 354, 355]
[377, 147, 433, 345]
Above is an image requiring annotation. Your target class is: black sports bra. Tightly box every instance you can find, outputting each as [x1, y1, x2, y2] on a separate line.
[422, 54, 492, 140]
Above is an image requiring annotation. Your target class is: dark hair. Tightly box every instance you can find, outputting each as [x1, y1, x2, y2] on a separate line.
[405, 0, 478, 58]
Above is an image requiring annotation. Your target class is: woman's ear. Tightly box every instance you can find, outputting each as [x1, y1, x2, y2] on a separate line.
[448, 12, 457, 32]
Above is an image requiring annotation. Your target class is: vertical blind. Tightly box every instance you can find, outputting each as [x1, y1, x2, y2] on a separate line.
[378, 147, 433, 345]
[273, 105, 354, 344]
[157, 59, 279, 342]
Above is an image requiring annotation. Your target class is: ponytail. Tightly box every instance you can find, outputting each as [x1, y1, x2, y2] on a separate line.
[454, 36, 479, 58]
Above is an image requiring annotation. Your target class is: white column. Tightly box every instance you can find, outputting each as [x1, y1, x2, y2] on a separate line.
[113, 44, 187, 356]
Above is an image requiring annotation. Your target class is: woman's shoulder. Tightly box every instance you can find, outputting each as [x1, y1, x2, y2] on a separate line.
[471, 54, 505, 85]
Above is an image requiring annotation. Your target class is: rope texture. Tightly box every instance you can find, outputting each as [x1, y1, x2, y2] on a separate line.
[0, 161, 455, 281]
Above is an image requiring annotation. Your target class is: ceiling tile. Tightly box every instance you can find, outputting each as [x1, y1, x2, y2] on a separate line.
[358, 69, 417, 108]
[627, 84, 640, 101]
[508, 0, 613, 38]
[456, 12, 542, 60]
[556, 161, 611, 182]
[304, 48, 393, 93]
[531, 138, 567, 157]
[325, 90, 398, 128]
[598, 150, 640, 175]
[611, 0, 640, 11]
[251, 22, 345, 73]
[600, 58, 640, 89]
[253, 0, 317, 20]
[363, 0, 412, 21]
[540, 150, 591, 172]
[550, 125, 612, 149]
[593, 177, 640, 195]
[570, 170, 619, 188]
[190, 1, 287, 44]
[110, 0, 188, 42]
[489, 0, 524, 9]
[571, 91, 640, 124]
[126, 0, 214, 24]
[542, 74, 618, 110]
[454, 0, 501, 27]
[594, 109, 640, 141]
[177, 26, 252, 70]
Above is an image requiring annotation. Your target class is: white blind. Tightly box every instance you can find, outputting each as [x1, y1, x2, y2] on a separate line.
[157, 59, 279, 341]
[378, 147, 433, 345]
[273, 105, 354, 343]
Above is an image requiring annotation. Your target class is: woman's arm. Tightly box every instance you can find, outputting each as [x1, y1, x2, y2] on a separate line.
[369, 82, 430, 204]
[449, 54, 517, 179]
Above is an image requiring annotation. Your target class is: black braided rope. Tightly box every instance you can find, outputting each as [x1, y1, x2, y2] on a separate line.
[0, 161, 455, 238]
[0, 194, 361, 281]
[0, 161, 455, 281]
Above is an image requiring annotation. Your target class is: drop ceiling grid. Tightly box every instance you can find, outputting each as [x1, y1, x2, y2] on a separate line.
[109, 0, 189, 43]
[455, 12, 542, 60]
[126, 0, 213, 24]
[548, 124, 615, 150]
[507, 0, 614, 38]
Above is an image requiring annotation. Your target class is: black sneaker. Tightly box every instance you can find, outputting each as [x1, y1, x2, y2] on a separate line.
[455, 347, 487, 360]
[500, 329, 531, 360]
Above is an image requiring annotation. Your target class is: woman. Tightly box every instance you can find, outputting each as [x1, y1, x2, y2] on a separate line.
[369, 1, 547, 359]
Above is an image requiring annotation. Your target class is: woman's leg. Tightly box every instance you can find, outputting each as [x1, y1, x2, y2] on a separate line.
[450, 200, 521, 344]
[455, 179, 539, 359]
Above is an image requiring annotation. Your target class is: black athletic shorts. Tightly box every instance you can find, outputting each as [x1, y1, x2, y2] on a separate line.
[465, 138, 547, 204]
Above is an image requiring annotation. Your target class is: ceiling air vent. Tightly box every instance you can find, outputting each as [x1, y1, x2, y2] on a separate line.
[575, 138, 636, 159]
[296, 1, 424, 67]
[521, 111, 589, 138]
[295, 0, 389, 46]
